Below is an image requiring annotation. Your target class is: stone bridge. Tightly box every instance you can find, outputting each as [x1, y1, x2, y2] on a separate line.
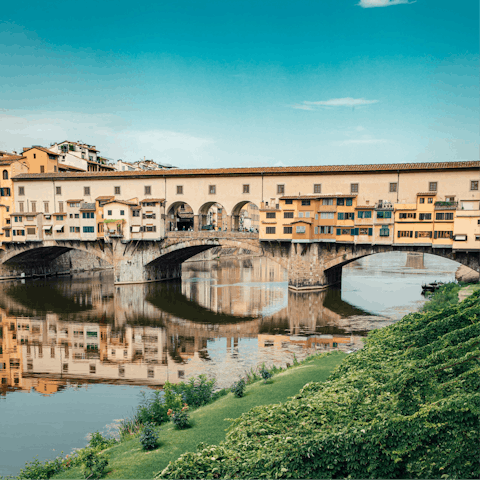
[0, 232, 478, 290]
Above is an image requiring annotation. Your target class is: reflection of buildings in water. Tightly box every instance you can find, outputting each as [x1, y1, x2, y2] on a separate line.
[405, 252, 425, 269]
[182, 258, 287, 318]
[0, 262, 376, 396]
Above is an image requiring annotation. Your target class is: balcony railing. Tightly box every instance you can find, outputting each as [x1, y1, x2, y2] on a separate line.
[434, 201, 458, 210]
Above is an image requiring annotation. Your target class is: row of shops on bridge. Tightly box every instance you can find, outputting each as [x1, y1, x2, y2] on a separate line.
[259, 193, 480, 250]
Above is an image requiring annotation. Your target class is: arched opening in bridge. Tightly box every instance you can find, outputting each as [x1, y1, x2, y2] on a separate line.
[166, 201, 194, 232]
[231, 201, 260, 233]
[198, 202, 228, 231]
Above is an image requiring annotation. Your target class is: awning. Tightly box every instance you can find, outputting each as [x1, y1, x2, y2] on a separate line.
[43, 226, 52, 231]
[131, 226, 141, 233]
[54, 225, 64, 232]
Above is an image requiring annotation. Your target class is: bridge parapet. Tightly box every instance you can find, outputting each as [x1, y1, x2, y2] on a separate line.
[166, 231, 259, 240]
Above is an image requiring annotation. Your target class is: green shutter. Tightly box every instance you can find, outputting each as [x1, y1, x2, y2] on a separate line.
[336, 228, 341, 235]
[386, 211, 392, 218]
[338, 212, 344, 220]
[369, 228, 373, 236]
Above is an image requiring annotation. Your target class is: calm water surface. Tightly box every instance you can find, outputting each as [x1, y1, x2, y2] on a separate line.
[0, 252, 458, 476]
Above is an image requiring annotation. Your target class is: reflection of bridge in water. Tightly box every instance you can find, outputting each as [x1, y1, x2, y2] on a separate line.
[0, 264, 371, 395]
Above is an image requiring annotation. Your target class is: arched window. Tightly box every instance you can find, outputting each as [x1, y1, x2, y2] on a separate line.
[2, 170, 8, 180]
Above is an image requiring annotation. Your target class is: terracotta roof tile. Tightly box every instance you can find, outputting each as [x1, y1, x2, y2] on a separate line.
[11, 160, 480, 181]
[280, 194, 358, 200]
[66, 199, 84, 203]
[104, 199, 138, 206]
[417, 192, 438, 196]
[23, 146, 59, 156]
[0, 155, 26, 164]
[95, 195, 115, 200]
[140, 198, 165, 203]
[59, 164, 85, 172]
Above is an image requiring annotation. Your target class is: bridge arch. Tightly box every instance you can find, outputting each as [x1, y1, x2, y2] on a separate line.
[231, 201, 260, 232]
[198, 202, 228, 231]
[166, 201, 194, 232]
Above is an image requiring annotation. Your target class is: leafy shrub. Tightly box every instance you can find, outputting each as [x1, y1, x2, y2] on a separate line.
[168, 404, 190, 429]
[231, 378, 246, 397]
[165, 374, 216, 408]
[259, 365, 272, 383]
[18, 455, 64, 479]
[157, 291, 480, 480]
[140, 423, 159, 450]
[87, 431, 117, 450]
[81, 450, 108, 479]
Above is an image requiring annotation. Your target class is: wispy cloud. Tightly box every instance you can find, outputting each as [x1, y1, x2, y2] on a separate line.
[331, 138, 388, 146]
[357, 0, 416, 8]
[291, 97, 379, 111]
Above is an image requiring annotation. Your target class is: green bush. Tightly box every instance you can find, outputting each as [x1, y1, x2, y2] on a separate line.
[81, 450, 108, 479]
[17, 455, 65, 479]
[167, 404, 190, 429]
[231, 378, 246, 397]
[259, 365, 273, 383]
[158, 292, 480, 480]
[139, 423, 159, 450]
[87, 431, 117, 450]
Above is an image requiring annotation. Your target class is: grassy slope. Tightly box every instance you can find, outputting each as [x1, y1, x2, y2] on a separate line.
[55, 352, 345, 479]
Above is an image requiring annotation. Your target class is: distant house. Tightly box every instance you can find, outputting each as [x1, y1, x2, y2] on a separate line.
[49, 141, 115, 172]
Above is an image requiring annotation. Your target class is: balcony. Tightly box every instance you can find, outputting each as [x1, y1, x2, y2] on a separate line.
[434, 201, 458, 210]
[374, 201, 394, 210]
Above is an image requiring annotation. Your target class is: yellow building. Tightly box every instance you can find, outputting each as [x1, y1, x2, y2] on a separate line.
[22, 146, 60, 173]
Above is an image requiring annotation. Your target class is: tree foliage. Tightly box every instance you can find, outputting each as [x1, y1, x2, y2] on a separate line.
[157, 291, 480, 479]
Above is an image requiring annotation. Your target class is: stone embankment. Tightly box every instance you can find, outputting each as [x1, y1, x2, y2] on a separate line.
[455, 264, 480, 283]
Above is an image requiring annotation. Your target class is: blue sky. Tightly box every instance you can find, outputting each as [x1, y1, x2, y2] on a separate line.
[0, 0, 478, 168]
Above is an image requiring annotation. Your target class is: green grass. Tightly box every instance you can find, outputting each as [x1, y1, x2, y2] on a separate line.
[53, 352, 345, 479]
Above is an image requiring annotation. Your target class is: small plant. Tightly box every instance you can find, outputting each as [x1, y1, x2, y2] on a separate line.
[231, 378, 246, 398]
[140, 423, 159, 451]
[18, 455, 65, 479]
[87, 431, 116, 450]
[81, 450, 108, 479]
[259, 365, 272, 383]
[167, 404, 190, 429]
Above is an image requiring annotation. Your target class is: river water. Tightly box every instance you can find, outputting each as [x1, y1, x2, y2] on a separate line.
[0, 252, 458, 476]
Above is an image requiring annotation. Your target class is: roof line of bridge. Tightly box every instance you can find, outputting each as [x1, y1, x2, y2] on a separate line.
[11, 160, 480, 181]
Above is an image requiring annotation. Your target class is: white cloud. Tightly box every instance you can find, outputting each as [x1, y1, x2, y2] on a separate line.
[0, 110, 214, 166]
[331, 138, 388, 146]
[306, 97, 379, 107]
[291, 97, 379, 111]
[357, 0, 416, 8]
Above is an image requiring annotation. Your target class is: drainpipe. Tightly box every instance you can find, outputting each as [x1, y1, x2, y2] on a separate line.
[164, 175, 167, 236]
[261, 172, 264, 203]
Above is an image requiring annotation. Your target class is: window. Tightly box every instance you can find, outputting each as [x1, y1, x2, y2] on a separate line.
[436, 213, 444, 220]
[360, 228, 372, 235]
[55, 215, 64, 221]
[18, 187, 24, 196]
[346, 198, 353, 206]
[298, 212, 304, 218]
[0, 187, 10, 197]
[320, 212, 334, 219]
[14, 216, 22, 222]
[54, 166, 57, 172]
[295, 225, 306, 234]
[70, 226, 80, 233]
[277, 184, 285, 195]
[69, 203, 79, 208]
[284, 199, 293, 205]
[350, 183, 359, 193]
[114, 186, 121, 195]
[177, 185, 183, 194]
[445, 212, 453, 220]
[471, 181, 478, 191]
[337, 198, 344, 206]
[419, 213, 431, 220]
[56, 186, 62, 195]
[305, 212, 311, 218]
[107, 210, 112, 216]
[323, 198, 333, 205]
[145, 226, 156, 232]
[419, 198, 425, 204]
[2, 170, 7, 180]
[399, 212, 416, 219]
[416, 231, 432, 238]
[90, 365, 96, 374]
[313, 184, 321, 194]
[376, 211, 392, 219]
[27, 227, 35, 235]
[40, 166, 45, 173]
[145, 186, 151, 195]
[83, 226, 95, 233]
[397, 231, 413, 238]
[31, 202, 36, 213]
[265, 227, 276, 234]
[283, 226, 293, 234]
[319, 226, 334, 235]
[266, 212, 276, 219]
[357, 211, 372, 219]
[389, 183, 397, 193]
[301, 200, 311, 206]
[58, 202, 64, 212]
[84, 186, 90, 195]
[428, 197, 433, 204]
[209, 185, 216, 195]
[120, 210, 125, 216]
[243, 184, 250, 194]
[435, 231, 453, 239]
[74, 213, 79, 218]
[44, 202, 49, 213]
[284, 212, 294, 218]
[82, 212, 94, 219]
[132, 210, 140, 217]
[19, 202, 24, 212]
[379, 227, 390, 237]
[446, 196, 455, 202]
[429, 182, 437, 192]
